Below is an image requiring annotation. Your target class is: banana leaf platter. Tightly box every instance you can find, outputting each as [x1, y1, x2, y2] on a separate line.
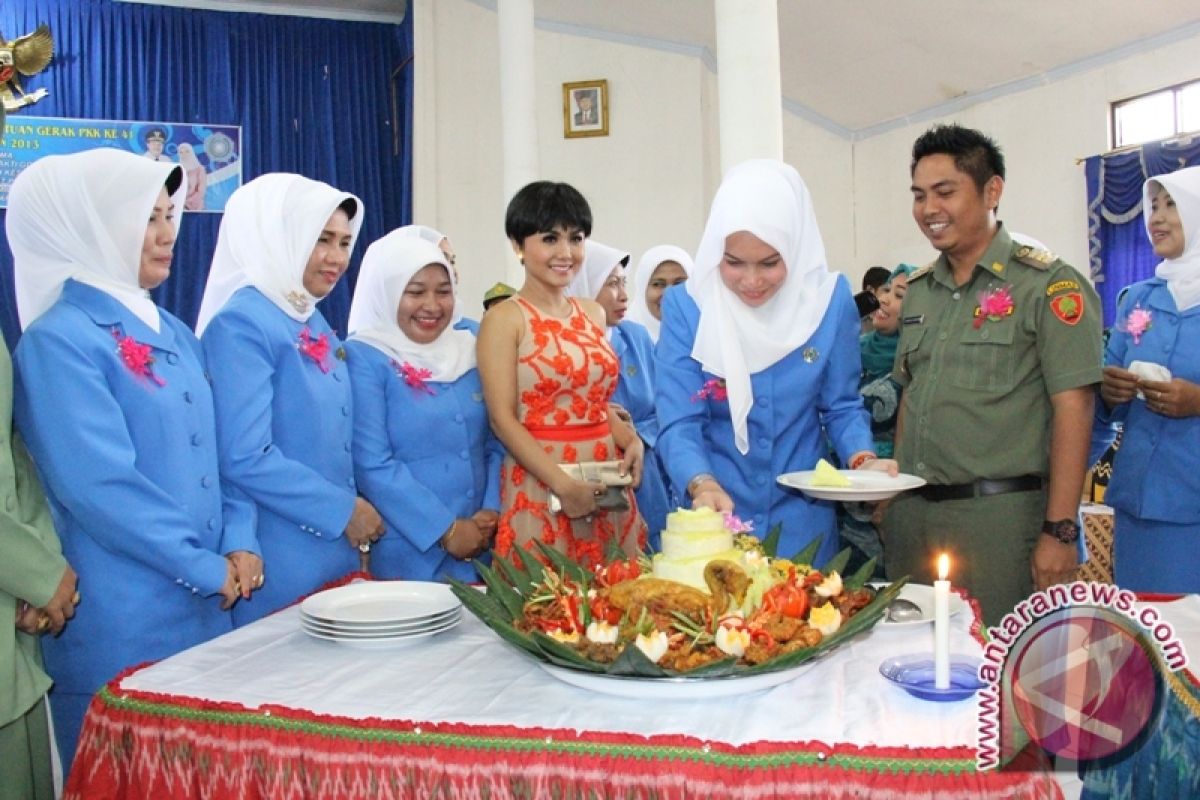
[448, 531, 909, 681]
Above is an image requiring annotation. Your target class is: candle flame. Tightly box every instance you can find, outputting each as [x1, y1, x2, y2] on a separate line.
[937, 553, 949, 581]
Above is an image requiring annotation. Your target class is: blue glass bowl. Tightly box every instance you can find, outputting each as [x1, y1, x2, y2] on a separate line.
[879, 653, 986, 702]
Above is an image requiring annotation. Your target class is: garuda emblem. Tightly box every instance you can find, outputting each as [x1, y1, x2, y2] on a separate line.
[0, 24, 53, 114]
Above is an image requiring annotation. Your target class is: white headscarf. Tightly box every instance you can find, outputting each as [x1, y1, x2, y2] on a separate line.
[1145, 167, 1200, 312]
[347, 233, 476, 382]
[195, 173, 363, 334]
[394, 224, 447, 248]
[689, 159, 839, 455]
[628, 244, 693, 341]
[7, 149, 186, 333]
[567, 240, 630, 301]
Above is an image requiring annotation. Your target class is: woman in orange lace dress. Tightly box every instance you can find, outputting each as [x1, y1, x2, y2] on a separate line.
[477, 181, 647, 567]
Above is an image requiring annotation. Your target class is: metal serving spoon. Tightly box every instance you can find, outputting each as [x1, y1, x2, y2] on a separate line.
[885, 598, 924, 623]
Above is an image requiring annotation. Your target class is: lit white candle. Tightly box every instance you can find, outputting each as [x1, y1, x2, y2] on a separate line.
[934, 553, 951, 689]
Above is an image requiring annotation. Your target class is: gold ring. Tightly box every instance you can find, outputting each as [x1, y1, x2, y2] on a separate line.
[72, 591, 81, 604]
[255, 574, 264, 587]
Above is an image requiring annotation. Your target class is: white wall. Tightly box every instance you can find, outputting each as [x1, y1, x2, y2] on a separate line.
[852, 30, 1200, 280]
[414, 0, 717, 314]
[414, 1, 1200, 304]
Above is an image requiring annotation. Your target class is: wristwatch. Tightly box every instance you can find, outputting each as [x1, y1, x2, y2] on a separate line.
[1041, 519, 1080, 545]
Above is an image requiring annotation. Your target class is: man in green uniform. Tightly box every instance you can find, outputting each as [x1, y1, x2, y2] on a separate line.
[0, 340, 77, 800]
[883, 124, 1102, 625]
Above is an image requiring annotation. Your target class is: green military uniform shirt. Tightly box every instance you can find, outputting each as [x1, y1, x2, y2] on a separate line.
[0, 340, 64, 730]
[892, 224, 1103, 484]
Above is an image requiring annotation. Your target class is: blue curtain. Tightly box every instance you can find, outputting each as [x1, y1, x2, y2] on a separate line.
[0, 0, 413, 345]
[1084, 136, 1200, 326]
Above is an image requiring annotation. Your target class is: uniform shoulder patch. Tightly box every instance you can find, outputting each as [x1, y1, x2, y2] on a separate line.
[1045, 279, 1081, 297]
[908, 261, 936, 281]
[1013, 245, 1058, 271]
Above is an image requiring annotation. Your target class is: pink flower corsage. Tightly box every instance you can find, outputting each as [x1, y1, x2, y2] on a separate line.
[112, 328, 165, 386]
[693, 378, 728, 402]
[723, 513, 754, 534]
[297, 327, 332, 373]
[392, 360, 435, 394]
[1123, 306, 1152, 345]
[973, 285, 1015, 329]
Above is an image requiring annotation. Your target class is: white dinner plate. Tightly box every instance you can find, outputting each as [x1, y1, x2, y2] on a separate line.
[302, 606, 460, 633]
[301, 608, 461, 636]
[302, 616, 461, 648]
[870, 582, 967, 628]
[777, 470, 926, 502]
[300, 581, 461, 625]
[537, 660, 820, 700]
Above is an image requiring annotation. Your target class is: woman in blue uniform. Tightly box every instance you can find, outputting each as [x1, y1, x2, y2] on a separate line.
[627, 245, 692, 343]
[197, 174, 384, 625]
[655, 159, 896, 562]
[8, 149, 256, 770]
[569, 240, 672, 546]
[1099, 166, 1200, 593]
[346, 234, 499, 580]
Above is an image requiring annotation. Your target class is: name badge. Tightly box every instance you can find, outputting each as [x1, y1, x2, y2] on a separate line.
[902, 315, 925, 326]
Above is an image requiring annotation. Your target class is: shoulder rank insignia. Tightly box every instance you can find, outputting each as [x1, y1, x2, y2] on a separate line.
[908, 261, 936, 281]
[1013, 245, 1057, 271]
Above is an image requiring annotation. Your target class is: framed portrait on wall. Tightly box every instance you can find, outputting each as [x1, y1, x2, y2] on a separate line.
[563, 79, 608, 138]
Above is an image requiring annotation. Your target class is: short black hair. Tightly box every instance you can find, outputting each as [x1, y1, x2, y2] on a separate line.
[337, 197, 358, 221]
[910, 124, 1005, 192]
[862, 266, 890, 291]
[504, 181, 592, 244]
[164, 166, 183, 196]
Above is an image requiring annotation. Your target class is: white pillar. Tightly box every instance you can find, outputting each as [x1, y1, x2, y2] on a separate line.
[498, 0, 539, 286]
[714, 0, 783, 173]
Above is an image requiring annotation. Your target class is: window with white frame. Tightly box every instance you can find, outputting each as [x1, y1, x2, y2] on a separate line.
[1112, 79, 1200, 148]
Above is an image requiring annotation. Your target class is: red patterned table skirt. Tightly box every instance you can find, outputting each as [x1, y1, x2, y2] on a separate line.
[67, 676, 1060, 800]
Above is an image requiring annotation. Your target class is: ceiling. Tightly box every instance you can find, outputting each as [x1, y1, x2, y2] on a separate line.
[131, 0, 1200, 136]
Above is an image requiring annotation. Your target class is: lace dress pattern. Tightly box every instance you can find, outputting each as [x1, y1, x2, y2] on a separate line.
[495, 298, 646, 567]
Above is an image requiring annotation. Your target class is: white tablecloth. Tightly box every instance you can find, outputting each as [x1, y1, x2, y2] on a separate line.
[124, 585, 986, 750]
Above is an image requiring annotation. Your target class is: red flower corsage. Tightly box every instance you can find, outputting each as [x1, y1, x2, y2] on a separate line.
[693, 378, 728, 402]
[111, 328, 165, 386]
[392, 360, 435, 394]
[973, 286, 1015, 329]
[297, 327, 332, 373]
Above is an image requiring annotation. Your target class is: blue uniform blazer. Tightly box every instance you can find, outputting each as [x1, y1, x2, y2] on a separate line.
[346, 340, 502, 581]
[654, 277, 873, 562]
[13, 280, 239, 695]
[610, 320, 672, 544]
[202, 287, 358, 624]
[1100, 278, 1200, 523]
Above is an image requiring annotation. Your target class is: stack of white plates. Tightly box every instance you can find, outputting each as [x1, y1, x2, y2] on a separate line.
[299, 581, 462, 649]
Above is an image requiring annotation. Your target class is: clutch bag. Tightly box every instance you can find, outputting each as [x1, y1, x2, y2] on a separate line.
[549, 461, 632, 513]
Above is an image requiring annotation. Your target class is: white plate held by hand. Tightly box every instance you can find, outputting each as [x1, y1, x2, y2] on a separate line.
[777, 470, 926, 502]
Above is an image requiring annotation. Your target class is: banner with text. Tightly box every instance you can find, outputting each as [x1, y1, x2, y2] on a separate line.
[0, 116, 242, 212]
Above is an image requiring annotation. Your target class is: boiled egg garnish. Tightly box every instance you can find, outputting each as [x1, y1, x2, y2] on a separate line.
[715, 625, 751, 657]
[586, 620, 619, 644]
[634, 630, 669, 663]
[814, 570, 843, 598]
[809, 602, 842, 636]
